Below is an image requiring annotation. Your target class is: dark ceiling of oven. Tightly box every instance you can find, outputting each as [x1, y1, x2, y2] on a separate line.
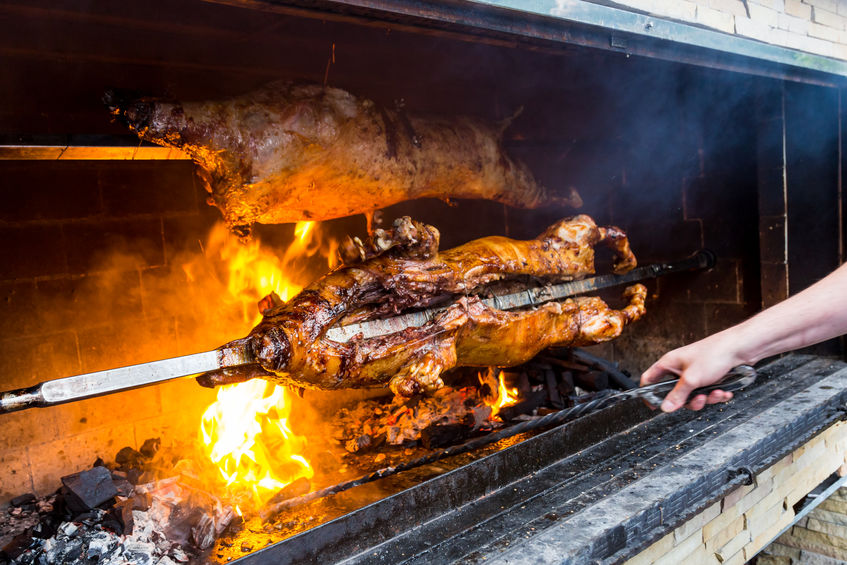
[0, 0, 701, 137]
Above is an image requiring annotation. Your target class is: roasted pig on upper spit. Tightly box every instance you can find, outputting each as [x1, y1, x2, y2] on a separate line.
[200, 215, 646, 397]
[105, 82, 581, 234]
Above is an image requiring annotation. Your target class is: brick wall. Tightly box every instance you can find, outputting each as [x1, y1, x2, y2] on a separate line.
[603, 0, 847, 60]
[761, 487, 847, 563]
[756, 487, 847, 565]
[625, 421, 847, 565]
[0, 160, 225, 503]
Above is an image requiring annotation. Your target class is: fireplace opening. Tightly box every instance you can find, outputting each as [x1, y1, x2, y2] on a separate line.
[1, 1, 846, 563]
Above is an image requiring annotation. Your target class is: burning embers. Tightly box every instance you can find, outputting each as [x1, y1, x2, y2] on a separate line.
[332, 350, 636, 461]
[335, 369, 525, 455]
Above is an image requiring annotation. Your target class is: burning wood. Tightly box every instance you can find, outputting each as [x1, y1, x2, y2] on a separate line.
[329, 350, 638, 466]
[105, 81, 581, 235]
[189, 226, 327, 518]
[200, 214, 646, 398]
[483, 367, 520, 417]
[199, 380, 313, 511]
[334, 386, 495, 452]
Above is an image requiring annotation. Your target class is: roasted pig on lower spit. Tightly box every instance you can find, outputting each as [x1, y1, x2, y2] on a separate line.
[199, 215, 646, 397]
[105, 82, 581, 234]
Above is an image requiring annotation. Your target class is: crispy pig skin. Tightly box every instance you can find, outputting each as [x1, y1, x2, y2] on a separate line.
[199, 215, 645, 397]
[105, 82, 581, 232]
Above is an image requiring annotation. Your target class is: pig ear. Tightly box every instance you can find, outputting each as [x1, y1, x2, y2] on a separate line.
[258, 292, 284, 314]
[102, 88, 155, 129]
[195, 367, 258, 388]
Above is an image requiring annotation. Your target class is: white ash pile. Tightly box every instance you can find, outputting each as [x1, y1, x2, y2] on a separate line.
[6, 507, 192, 565]
[0, 495, 54, 552]
[1, 439, 236, 565]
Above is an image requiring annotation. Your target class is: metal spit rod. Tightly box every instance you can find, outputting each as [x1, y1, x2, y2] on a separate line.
[0, 342, 253, 414]
[325, 249, 716, 342]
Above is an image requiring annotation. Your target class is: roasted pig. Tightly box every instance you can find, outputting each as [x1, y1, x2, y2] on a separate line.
[199, 215, 646, 397]
[105, 82, 581, 234]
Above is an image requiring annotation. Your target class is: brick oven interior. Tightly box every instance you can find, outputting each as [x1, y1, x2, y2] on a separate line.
[1, 0, 847, 563]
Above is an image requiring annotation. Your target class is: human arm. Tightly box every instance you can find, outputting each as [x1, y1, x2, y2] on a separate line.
[641, 261, 847, 412]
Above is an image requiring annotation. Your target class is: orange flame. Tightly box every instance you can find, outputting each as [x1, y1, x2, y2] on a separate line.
[197, 220, 328, 325]
[200, 380, 313, 507]
[495, 373, 520, 410]
[481, 367, 520, 417]
[295, 220, 314, 243]
[196, 221, 335, 509]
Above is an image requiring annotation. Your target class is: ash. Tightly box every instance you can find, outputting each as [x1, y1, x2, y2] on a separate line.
[6, 507, 189, 565]
[1, 440, 235, 565]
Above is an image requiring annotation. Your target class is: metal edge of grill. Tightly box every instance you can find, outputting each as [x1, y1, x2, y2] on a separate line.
[228, 354, 847, 564]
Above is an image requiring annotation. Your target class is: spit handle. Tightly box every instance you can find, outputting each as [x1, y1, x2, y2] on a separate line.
[0, 343, 254, 415]
[0, 385, 45, 414]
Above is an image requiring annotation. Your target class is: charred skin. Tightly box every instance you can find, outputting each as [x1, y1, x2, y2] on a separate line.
[106, 81, 582, 231]
[400, 286, 646, 396]
[200, 215, 643, 397]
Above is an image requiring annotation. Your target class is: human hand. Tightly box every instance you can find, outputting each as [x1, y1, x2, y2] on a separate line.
[640, 335, 741, 412]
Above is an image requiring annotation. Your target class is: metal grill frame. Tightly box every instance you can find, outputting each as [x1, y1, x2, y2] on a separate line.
[231, 354, 847, 564]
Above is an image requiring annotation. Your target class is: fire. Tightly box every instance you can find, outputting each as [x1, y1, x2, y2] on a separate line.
[480, 367, 520, 417]
[295, 220, 314, 243]
[198, 220, 328, 325]
[195, 220, 335, 509]
[495, 373, 520, 410]
[200, 380, 313, 507]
